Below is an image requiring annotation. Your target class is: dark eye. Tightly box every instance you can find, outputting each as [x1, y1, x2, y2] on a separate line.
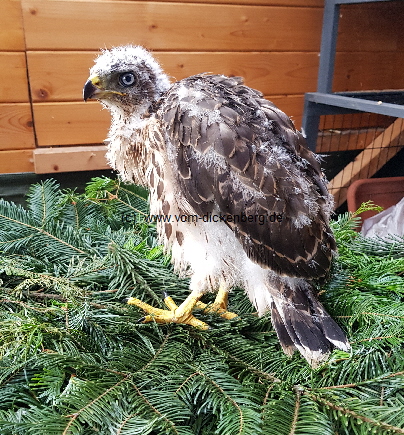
[119, 72, 136, 87]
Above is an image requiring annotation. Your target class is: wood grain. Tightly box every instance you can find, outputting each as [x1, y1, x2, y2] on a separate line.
[3, 0, 402, 177]
[0, 103, 35, 150]
[0, 53, 30, 102]
[68, 0, 324, 6]
[27, 51, 320, 102]
[22, 1, 323, 51]
[1, 0, 25, 50]
[33, 101, 110, 146]
[0, 149, 34, 173]
[32, 95, 305, 147]
[27, 50, 404, 104]
[34, 145, 109, 173]
[333, 52, 404, 93]
[338, 1, 404, 53]
[27, 51, 96, 102]
[22, 1, 404, 52]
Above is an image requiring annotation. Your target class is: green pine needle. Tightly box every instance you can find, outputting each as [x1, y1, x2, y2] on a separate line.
[1, 179, 404, 434]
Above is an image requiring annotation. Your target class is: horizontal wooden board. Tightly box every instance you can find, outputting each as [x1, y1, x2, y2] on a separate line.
[1, 0, 25, 51]
[22, 1, 404, 52]
[33, 101, 110, 146]
[68, 0, 324, 6]
[32, 95, 304, 147]
[333, 51, 404, 93]
[22, 1, 323, 51]
[337, 1, 404, 53]
[27, 50, 404, 104]
[27, 51, 320, 102]
[0, 149, 34, 173]
[0, 53, 30, 102]
[34, 145, 109, 173]
[27, 51, 94, 102]
[0, 103, 35, 150]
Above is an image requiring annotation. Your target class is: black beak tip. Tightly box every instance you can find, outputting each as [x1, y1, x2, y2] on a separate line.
[83, 80, 97, 102]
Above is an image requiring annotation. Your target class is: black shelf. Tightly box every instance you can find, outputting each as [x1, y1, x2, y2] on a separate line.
[301, 0, 403, 151]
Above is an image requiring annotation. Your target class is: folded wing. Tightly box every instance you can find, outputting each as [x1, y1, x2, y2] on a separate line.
[158, 74, 335, 279]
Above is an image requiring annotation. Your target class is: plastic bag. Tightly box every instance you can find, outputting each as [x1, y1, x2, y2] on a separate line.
[361, 196, 404, 238]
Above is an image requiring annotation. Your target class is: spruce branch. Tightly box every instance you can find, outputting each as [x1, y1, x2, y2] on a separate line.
[129, 381, 182, 435]
[62, 375, 130, 435]
[316, 370, 404, 390]
[0, 210, 87, 256]
[196, 370, 245, 435]
[306, 392, 404, 434]
[288, 387, 302, 435]
[1, 179, 404, 434]
[207, 340, 282, 383]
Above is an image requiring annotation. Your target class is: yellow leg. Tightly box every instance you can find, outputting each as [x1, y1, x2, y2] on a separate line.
[196, 286, 238, 320]
[126, 290, 209, 329]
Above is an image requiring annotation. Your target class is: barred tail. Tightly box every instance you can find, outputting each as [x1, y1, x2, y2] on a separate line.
[270, 279, 350, 367]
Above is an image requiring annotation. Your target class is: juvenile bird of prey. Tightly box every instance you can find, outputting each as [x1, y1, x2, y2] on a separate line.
[84, 45, 349, 366]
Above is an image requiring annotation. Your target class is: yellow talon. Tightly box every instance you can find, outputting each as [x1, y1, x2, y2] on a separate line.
[126, 285, 238, 329]
[196, 286, 238, 320]
[126, 290, 209, 329]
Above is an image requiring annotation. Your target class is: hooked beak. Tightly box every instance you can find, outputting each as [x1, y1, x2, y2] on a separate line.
[83, 76, 101, 101]
[83, 75, 127, 101]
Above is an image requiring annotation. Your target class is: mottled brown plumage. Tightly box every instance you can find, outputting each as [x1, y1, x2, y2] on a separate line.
[157, 74, 336, 279]
[84, 45, 349, 366]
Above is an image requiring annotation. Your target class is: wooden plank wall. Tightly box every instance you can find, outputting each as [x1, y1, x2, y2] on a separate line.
[0, 0, 35, 173]
[1, 0, 403, 174]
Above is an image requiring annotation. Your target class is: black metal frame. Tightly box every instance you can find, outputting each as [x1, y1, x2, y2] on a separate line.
[301, 0, 404, 151]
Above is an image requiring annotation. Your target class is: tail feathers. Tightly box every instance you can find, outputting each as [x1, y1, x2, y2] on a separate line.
[270, 280, 350, 367]
[270, 306, 296, 357]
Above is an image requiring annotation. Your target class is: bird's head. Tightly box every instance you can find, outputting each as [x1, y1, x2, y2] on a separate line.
[83, 45, 171, 115]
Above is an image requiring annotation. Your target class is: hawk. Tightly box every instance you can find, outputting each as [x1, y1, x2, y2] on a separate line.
[84, 45, 349, 366]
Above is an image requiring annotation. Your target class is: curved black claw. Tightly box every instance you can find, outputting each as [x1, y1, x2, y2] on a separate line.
[162, 291, 169, 299]
[122, 297, 130, 304]
[137, 316, 146, 323]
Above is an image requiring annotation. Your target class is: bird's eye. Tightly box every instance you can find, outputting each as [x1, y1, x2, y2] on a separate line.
[119, 72, 136, 87]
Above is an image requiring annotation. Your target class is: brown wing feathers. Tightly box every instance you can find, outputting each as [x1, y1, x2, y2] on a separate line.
[158, 74, 335, 279]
